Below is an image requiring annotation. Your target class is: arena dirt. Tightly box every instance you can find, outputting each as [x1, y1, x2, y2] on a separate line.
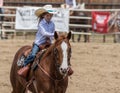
[1, 39, 120, 93]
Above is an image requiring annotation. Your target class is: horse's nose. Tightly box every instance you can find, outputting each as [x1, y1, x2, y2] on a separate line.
[60, 68, 67, 74]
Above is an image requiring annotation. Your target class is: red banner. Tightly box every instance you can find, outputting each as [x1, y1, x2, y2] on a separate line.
[92, 12, 110, 33]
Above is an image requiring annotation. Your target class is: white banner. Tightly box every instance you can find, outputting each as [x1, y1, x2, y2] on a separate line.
[15, 7, 69, 32]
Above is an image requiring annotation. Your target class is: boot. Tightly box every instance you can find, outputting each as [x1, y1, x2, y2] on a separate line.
[17, 64, 30, 78]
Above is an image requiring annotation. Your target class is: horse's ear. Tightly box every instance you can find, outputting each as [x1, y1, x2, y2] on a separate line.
[67, 31, 71, 40]
[54, 31, 58, 40]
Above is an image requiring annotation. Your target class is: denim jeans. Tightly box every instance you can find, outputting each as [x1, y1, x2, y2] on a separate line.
[24, 44, 40, 66]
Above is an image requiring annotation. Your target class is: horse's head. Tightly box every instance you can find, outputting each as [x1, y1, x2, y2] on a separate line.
[53, 31, 72, 75]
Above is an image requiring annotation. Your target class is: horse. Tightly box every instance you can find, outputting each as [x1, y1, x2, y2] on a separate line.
[70, 11, 89, 42]
[69, 3, 90, 42]
[10, 31, 72, 93]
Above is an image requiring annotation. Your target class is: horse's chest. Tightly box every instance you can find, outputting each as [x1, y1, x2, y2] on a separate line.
[37, 80, 67, 93]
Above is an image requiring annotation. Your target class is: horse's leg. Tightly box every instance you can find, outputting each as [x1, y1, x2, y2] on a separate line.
[77, 35, 81, 42]
[83, 29, 89, 42]
[11, 81, 25, 93]
[11, 91, 15, 93]
[11, 72, 26, 93]
[84, 35, 88, 42]
[72, 34, 75, 42]
[87, 35, 90, 42]
[87, 28, 90, 42]
[77, 29, 81, 42]
[11, 87, 23, 93]
[71, 28, 76, 42]
[11, 69, 25, 93]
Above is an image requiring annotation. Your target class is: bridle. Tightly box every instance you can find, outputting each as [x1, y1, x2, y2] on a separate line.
[53, 46, 72, 70]
[38, 64, 68, 81]
[53, 41, 72, 70]
[53, 47, 61, 70]
[37, 40, 72, 81]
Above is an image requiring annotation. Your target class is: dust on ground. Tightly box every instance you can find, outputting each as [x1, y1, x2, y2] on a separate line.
[1, 39, 120, 93]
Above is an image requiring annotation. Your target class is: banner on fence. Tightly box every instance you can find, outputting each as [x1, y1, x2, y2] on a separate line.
[15, 7, 69, 32]
[92, 12, 110, 33]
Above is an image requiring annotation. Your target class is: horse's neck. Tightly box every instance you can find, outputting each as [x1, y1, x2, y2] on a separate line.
[40, 46, 56, 73]
[40, 46, 62, 79]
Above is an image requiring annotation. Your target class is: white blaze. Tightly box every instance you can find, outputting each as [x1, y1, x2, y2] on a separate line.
[60, 41, 68, 69]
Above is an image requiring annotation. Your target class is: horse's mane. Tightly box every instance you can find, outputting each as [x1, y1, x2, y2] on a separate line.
[42, 35, 67, 59]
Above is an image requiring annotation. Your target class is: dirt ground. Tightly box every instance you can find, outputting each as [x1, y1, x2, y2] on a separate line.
[1, 38, 120, 93]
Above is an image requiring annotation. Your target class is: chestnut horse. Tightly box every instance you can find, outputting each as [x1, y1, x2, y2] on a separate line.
[10, 31, 72, 93]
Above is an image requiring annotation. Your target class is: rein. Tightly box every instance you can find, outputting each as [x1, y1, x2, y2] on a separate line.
[38, 64, 69, 81]
[24, 64, 69, 93]
[34, 45, 71, 82]
[24, 62, 69, 93]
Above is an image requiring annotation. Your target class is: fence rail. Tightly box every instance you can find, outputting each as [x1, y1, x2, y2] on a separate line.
[0, 6, 120, 42]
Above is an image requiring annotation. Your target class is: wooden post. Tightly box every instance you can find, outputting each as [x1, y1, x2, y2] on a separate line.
[103, 34, 106, 43]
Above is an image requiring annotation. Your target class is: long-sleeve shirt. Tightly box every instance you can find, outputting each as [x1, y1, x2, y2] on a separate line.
[34, 18, 55, 46]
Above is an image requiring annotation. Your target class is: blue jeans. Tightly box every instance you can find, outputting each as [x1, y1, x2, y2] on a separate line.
[24, 44, 40, 66]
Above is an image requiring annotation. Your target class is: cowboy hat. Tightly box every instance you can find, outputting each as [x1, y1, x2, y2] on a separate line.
[35, 5, 54, 17]
[35, 8, 49, 17]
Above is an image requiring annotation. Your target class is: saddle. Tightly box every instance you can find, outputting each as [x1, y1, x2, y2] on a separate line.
[17, 43, 50, 79]
[20, 42, 51, 58]
[18, 50, 47, 78]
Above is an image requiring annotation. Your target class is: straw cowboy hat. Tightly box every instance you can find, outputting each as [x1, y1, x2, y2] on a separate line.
[35, 5, 54, 17]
